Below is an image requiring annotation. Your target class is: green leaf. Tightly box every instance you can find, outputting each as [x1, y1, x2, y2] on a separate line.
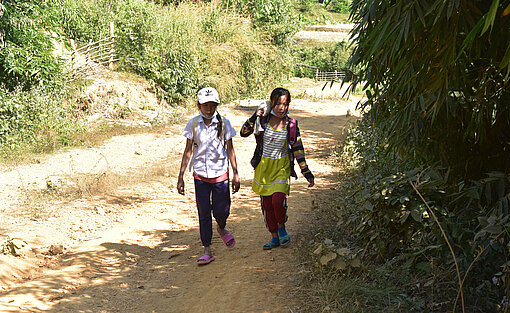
[468, 188, 480, 200]
[411, 209, 422, 222]
[484, 225, 502, 235]
[447, 0, 455, 19]
[414, 1, 426, 26]
[481, 0, 500, 35]
[474, 230, 487, 241]
[478, 216, 489, 227]
[399, 196, 410, 203]
[500, 43, 510, 69]
[401, 211, 410, 224]
[504, 4, 510, 16]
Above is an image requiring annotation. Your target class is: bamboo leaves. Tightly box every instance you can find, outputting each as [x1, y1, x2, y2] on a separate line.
[481, 0, 500, 35]
[349, 0, 510, 177]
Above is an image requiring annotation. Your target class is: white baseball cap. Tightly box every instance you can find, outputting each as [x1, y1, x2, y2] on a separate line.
[197, 87, 220, 104]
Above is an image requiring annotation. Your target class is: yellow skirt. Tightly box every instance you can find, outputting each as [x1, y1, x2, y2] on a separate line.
[252, 156, 290, 196]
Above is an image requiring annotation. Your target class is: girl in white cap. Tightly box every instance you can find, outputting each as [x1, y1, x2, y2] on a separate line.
[177, 87, 240, 265]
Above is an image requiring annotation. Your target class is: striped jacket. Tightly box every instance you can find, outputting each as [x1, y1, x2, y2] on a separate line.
[240, 113, 314, 180]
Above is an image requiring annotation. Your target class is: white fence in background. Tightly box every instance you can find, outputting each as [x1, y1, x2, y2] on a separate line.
[296, 63, 347, 82]
[69, 22, 117, 80]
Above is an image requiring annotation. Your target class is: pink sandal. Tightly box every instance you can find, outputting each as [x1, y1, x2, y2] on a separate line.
[219, 231, 236, 248]
[197, 254, 215, 265]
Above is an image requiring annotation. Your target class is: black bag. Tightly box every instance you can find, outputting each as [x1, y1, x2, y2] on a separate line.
[250, 134, 263, 169]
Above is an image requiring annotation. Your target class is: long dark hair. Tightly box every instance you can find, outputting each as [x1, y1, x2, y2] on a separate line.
[269, 87, 291, 109]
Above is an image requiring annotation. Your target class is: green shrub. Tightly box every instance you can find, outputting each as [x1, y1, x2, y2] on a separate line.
[58, 0, 286, 104]
[297, 202, 455, 312]
[349, 0, 510, 179]
[342, 1, 510, 309]
[295, 0, 316, 13]
[225, 0, 301, 46]
[0, 0, 65, 91]
[328, 0, 351, 13]
[253, 0, 301, 45]
[336, 117, 510, 311]
[292, 41, 351, 78]
[0, 86, 81, 156]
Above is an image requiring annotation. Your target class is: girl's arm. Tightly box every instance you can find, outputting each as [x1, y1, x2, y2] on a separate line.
[177, 139, 193, 195]
[291, 123, 315, 187]
[226, 139, 240, 194]
[240, 112, 259, 137]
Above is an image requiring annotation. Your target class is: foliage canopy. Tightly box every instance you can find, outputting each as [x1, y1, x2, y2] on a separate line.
[336, 0, 510, 310]
[350, 0, 510, 178]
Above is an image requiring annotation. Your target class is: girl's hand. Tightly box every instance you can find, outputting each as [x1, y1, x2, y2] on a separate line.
[307, 176, 315, 188]
[256, 107, 264, 117]
[177, 177, 185, 195]
[232, 173, 240, 194]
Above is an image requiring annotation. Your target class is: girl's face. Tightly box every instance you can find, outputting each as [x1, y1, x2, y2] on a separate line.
[199, 101, 218, 118]
[272, 95, 289, 118]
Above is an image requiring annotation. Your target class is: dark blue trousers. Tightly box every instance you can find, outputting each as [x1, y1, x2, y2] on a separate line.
[194, 178, 231, 247]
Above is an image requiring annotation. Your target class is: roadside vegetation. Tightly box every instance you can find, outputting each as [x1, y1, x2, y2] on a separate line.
[298, 0, 510, 312]
[291, 41, 353, 79]
[0, 0, 353, 161]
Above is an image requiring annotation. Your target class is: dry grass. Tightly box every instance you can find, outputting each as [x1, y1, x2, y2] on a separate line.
[17, 154, 181, 219]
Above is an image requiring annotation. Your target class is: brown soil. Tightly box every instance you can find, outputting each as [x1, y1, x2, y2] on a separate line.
[0, 80, 360, 312]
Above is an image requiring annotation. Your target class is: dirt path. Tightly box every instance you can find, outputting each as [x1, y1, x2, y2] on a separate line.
[0, 93, 359, 312]
[294, 23, 353, 42]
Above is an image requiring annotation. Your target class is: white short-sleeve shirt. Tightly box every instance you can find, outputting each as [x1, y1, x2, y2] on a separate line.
[183, 114, 236, 178]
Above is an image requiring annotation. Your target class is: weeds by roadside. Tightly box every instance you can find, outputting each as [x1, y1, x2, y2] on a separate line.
[295, 191, 455, 312]
[295, 113, 510, 312]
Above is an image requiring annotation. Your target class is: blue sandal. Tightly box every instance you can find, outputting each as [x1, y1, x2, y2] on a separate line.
[279, 234, 290, 247]
[263, 238, 280, 250]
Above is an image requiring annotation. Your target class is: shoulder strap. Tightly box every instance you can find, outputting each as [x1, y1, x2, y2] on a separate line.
[260, 115, 268, 129]
[288, 117, 297, 145]
[189, 116, 200, 172]
[191, 115, 200, 143]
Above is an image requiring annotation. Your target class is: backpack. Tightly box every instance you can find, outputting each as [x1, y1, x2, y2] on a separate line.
[191, 113, 226, 146]
[250, 115, 298, 176]
[262, 115, 297, 144]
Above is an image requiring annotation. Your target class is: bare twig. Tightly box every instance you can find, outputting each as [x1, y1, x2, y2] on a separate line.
[453, 230, 505, 312]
